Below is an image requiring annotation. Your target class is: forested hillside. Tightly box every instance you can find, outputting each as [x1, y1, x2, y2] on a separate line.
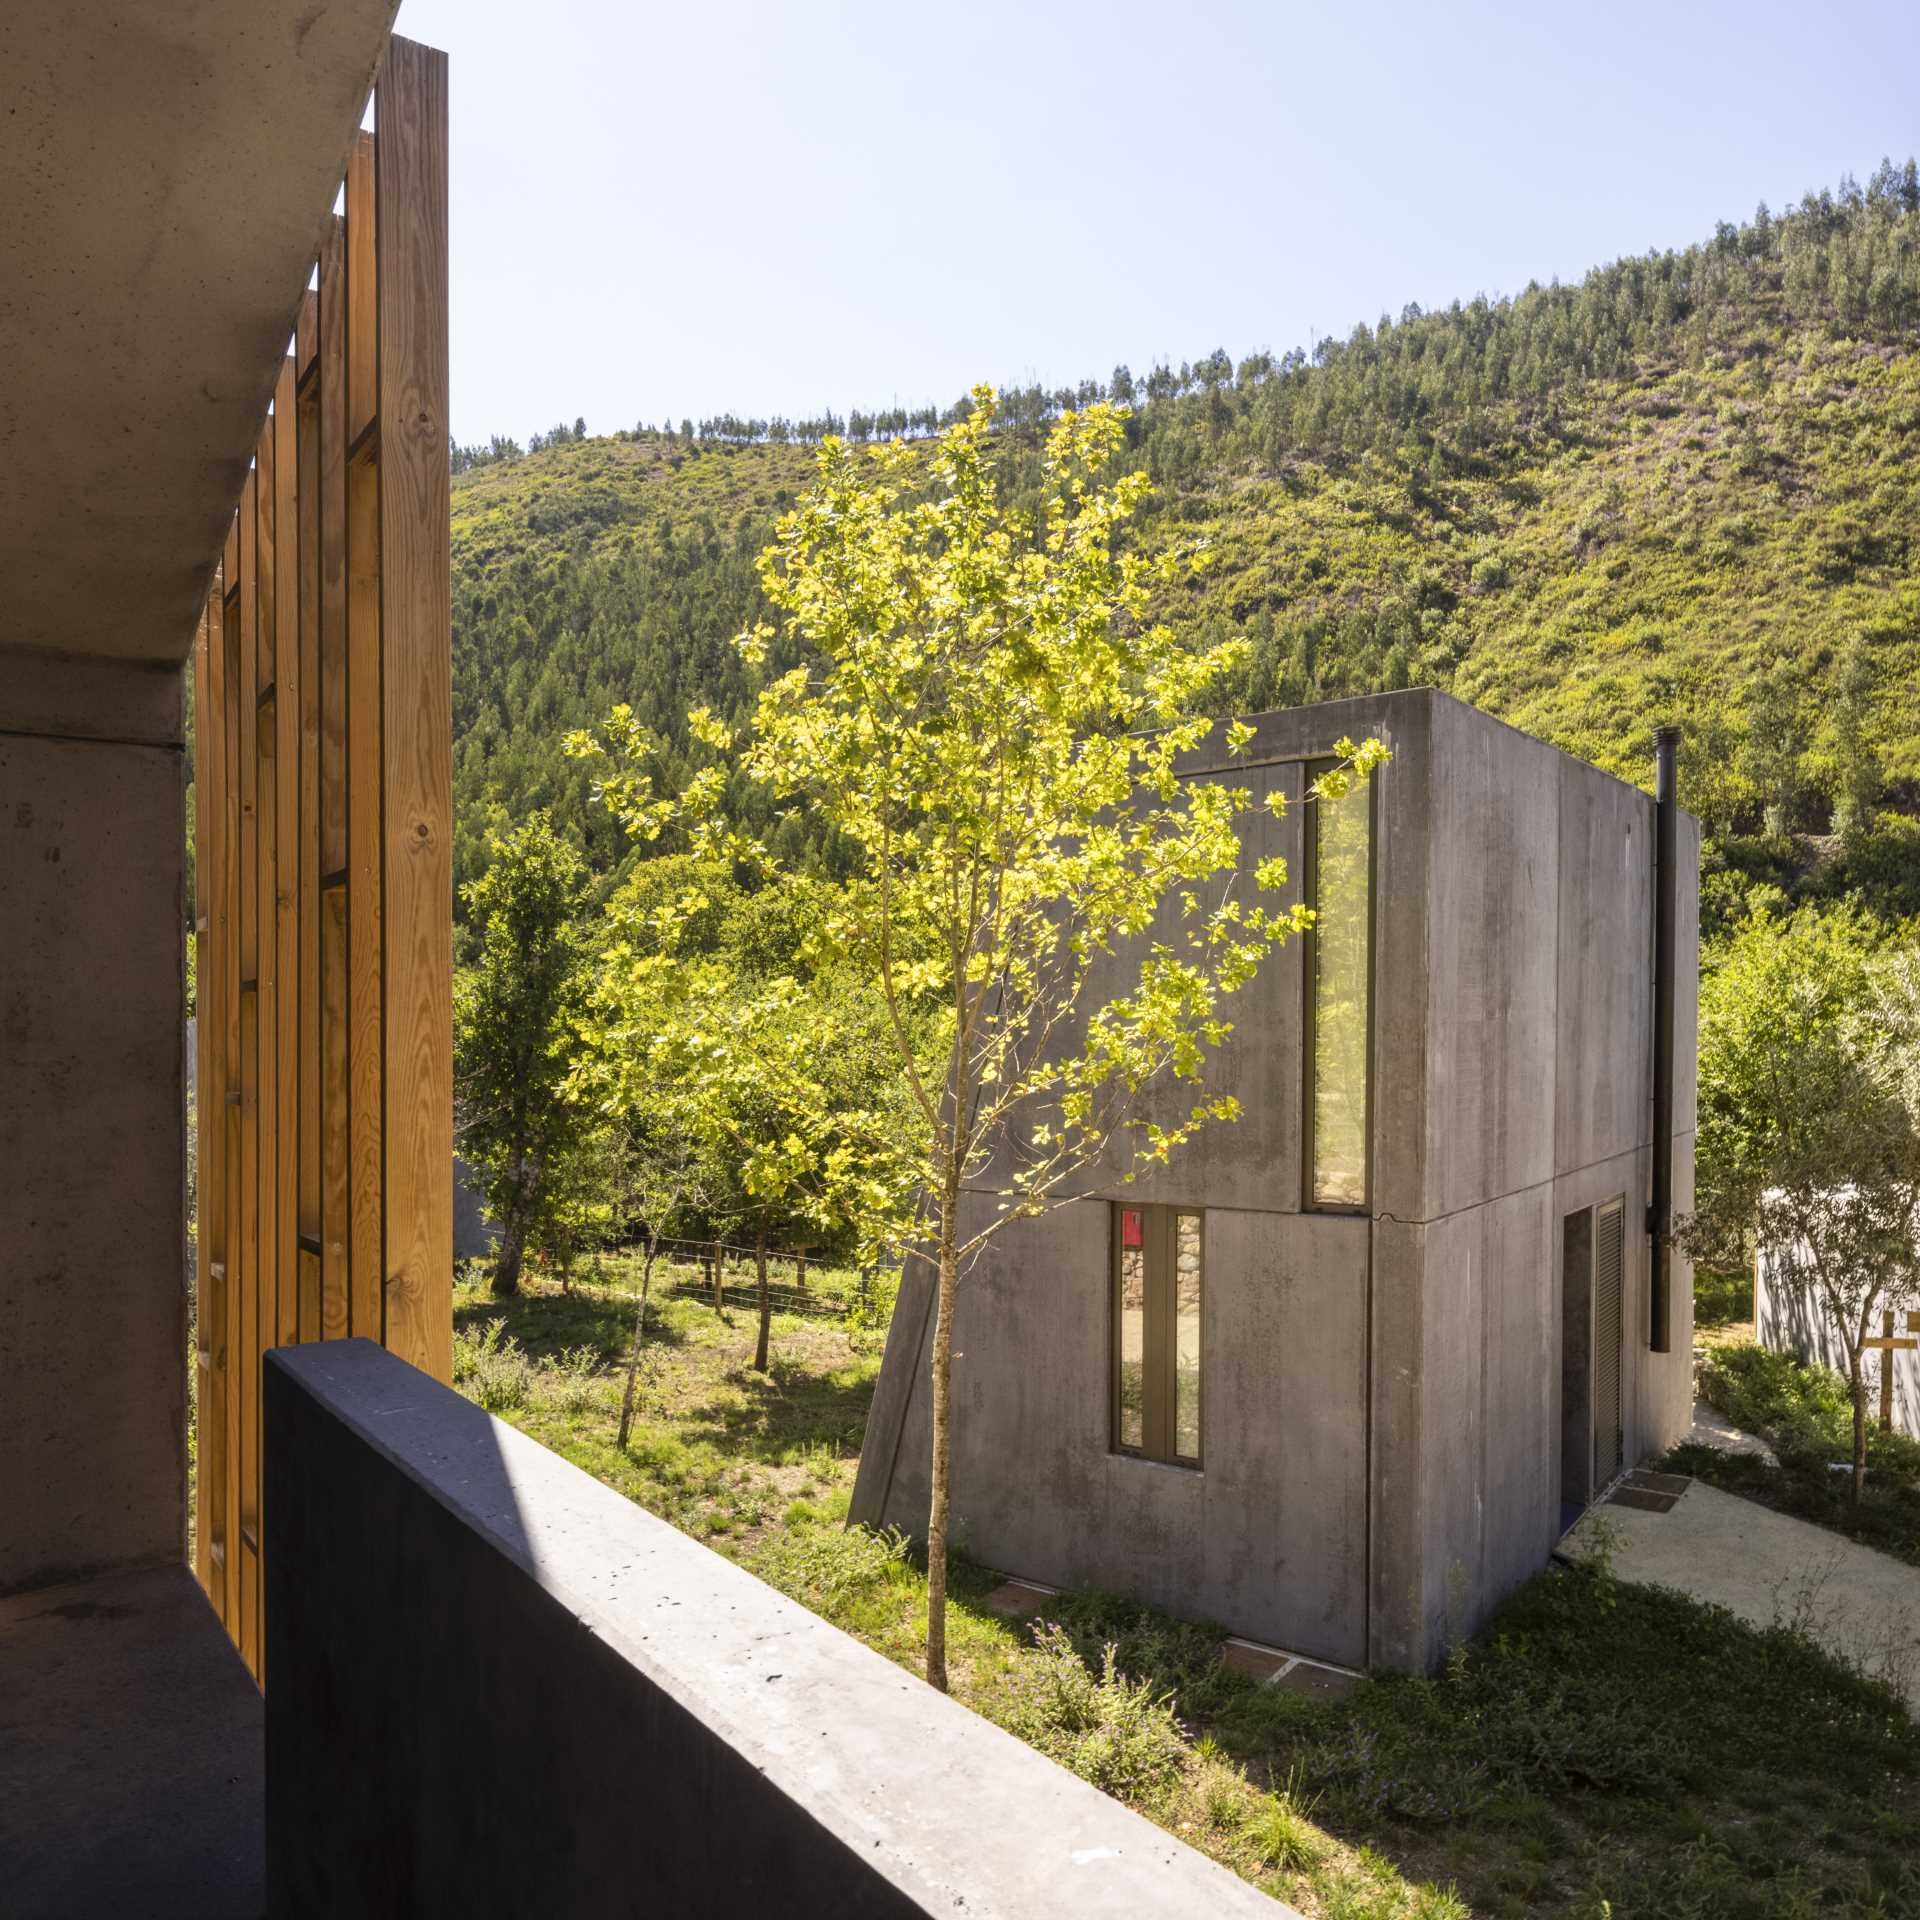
[451, 166, 1920, 919]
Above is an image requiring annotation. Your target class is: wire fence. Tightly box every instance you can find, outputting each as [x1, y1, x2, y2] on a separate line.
[561, 1237, 900, 1326]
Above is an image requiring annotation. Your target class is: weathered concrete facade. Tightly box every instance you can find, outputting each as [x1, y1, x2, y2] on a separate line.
[852, 688, 1699, 1672]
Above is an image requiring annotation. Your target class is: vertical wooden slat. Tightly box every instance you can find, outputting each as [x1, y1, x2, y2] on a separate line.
[191, 583, 217, 1608]
[346, 130, 378, 448]
[219, 574, 242, 1635]
[297, 366, 323, 1343]
[295, 286, 319, 381]
[376, 37, 453, 1383]
[346, 113, 384, 1352]
[255, 409, 281, 1388]
[346, 445, 383, 1343]
[235, 465, 261, 1678]
[274, 360, 301, 1363]
[317, 215, 352, 1340]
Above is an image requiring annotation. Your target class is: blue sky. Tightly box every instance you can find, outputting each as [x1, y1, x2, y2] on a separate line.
[392, 0, 1920, 446]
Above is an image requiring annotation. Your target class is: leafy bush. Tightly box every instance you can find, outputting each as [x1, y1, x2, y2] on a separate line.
[1005, 1621, 1187, 1800]
[452, 1319, 533, 1412]
[1703, 1342, 1920, 1479]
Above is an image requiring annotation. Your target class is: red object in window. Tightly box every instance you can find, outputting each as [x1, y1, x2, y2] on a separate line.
[1120, 1209, 1143, 1248]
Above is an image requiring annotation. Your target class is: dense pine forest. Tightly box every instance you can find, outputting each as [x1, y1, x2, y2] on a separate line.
[449, 166, 1920, 928]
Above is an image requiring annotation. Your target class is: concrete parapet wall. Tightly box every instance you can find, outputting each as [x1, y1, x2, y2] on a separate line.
[264, 1340, 1288, 1919]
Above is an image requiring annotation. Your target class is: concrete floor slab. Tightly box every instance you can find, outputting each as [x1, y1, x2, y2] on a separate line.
[0, 1562, 263, 1918]
[1570, 1480, 1920, 1713]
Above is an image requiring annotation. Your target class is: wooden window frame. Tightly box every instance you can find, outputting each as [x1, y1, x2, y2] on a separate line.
[1301, 758, 1378, 1214]
[1110, 1202, 1204, 1469]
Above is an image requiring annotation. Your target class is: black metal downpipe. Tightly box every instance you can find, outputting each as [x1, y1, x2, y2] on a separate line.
[1649, 726, 1679, 1354]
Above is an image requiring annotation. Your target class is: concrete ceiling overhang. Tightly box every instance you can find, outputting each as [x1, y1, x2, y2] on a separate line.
[0, 0, 402, 665]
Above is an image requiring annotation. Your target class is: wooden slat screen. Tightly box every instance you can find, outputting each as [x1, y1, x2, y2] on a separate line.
[190, 35, 450, 1684]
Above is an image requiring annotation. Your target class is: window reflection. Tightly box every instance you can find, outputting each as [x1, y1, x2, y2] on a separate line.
[1174, 1213, 1202, 1462]
[1117, 1211, 1145, 1450]
[1311, 771, 1371, 1207]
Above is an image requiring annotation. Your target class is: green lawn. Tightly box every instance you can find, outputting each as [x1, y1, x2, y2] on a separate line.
[455, 1266, 1920, 1919]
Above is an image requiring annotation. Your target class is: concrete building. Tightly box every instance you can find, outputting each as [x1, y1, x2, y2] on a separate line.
[852, 688, 1700, 1673]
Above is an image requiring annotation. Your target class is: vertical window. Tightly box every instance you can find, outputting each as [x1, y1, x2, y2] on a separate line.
[1307, 765, 1373, 1208]
[1112, 1204, 1203, 1467]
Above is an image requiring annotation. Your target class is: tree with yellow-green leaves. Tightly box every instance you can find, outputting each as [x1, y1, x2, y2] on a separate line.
[570, 388, 1385, 1689]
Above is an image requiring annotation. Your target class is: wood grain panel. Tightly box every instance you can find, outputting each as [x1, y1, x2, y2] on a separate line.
[317, 215, 352, 1341]
[219, 580, 242, 1636]
[191, 584, 218, 1609]
[273, 360, 300, 1355]
[347, 130, 378, 448]
[236, 466, 261, 1677]
[347, 441, 384, 1342]
[296, 286, 318, 382]
[375, 36, 453, 1382]
[297, 371, 323, 1342]
[255, 421, 281, 1400]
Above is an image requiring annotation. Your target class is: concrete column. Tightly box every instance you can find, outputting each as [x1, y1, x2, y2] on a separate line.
[0, 649, 187, 1593]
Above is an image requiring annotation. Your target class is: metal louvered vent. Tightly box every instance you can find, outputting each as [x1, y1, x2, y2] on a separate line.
[1593, 1199, 1625, 1483]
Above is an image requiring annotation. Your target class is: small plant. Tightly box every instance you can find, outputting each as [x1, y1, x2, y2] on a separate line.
[552, 1342, 603, 1414]
[1005, 1622, 1187, 1800]
[1245, 1763, 1326, 1872]
[452, 1318, 533, 1412]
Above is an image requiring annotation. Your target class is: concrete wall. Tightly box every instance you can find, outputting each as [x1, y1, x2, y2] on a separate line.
[863, 1195, 1371, 1665]
[264, 1340, 1285, 1920]
[1, 653, 187, 1592]
[1400, 704, 1699, 1666]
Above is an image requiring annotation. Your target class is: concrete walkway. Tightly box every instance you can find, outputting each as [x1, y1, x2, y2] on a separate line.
[1687, 1397, 1777, 1464]
[1570, 1479, 1920, 1713]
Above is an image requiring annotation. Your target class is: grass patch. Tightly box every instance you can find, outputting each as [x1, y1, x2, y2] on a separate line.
[457, 1274, 1920, 1918]
[1675, 1340, 1920, 1567]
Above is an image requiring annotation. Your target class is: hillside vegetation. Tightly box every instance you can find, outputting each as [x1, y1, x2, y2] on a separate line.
[451, 166, 1920, 915]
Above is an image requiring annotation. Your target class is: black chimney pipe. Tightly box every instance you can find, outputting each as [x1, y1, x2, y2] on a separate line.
[1649, 726, 1679, 1354]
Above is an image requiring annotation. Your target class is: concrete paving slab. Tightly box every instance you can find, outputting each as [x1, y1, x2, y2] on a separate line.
[1570, 1480, 1920, 1712]
[985, 1579, 1058, 1619]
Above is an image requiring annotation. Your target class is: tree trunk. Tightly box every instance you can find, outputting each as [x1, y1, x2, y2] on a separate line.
[616, 1231, 657, 1452]
[711, 1239, 724, 1316]
[1849, 1349, 1869, 1505]
[925, 1202, 960, 1693]
[492, 1215, 525, 1299]
[753, 1223, 772, 1373]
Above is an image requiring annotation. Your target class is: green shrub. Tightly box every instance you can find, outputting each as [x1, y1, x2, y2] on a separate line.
[452, 1319, 534, 1412]
[551, 1342, 603, 1414]
[1703, 1343, 1920, 1479]
[1005, 1621, 1187, 1800]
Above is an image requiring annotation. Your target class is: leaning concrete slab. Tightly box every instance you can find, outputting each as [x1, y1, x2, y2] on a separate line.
[266, 1341, 1291, 1918]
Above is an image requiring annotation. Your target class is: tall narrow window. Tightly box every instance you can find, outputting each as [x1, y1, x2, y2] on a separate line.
[1307, 765, 1373, 1208]
[1112, 1204, 1203, 1467]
